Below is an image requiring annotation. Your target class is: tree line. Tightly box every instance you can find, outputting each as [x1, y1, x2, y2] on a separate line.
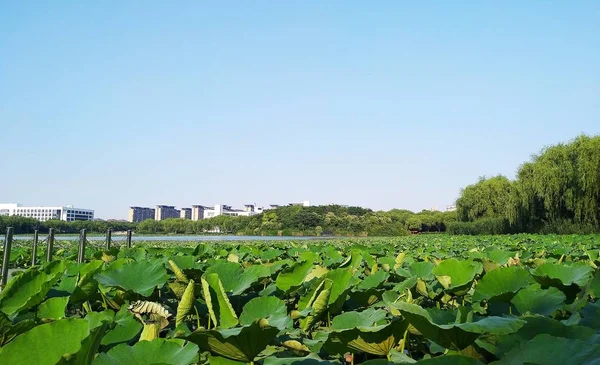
[137, 205, 457, 236]
[0, 216, 136, 235]
[453, 134, 600, 234]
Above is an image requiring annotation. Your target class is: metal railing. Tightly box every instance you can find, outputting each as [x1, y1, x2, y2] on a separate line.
[0, 227, 133, 288]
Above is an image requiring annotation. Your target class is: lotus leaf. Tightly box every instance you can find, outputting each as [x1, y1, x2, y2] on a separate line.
[239, 296, 292, 330]
[202, 273, 238, 329]
[472, 266, 533, 302]
[96, 259, 168, 296]
[93, 338, 198, 365]
[393, 302, 524, 350]
[510, 285, 566, 316]
[186, 319, 279, 362]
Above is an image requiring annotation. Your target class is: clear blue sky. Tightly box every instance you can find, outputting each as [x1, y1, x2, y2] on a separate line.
[1, 2, 598, 219]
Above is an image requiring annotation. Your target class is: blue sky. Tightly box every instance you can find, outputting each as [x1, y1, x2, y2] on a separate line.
[1, 1, 598, 219]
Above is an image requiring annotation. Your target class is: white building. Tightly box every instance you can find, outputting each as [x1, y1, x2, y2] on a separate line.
[0, 203, 94, 222]
[203, 204, 262, 219]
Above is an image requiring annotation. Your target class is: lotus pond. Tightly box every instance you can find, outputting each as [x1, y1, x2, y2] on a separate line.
[0, 234, 599, 364]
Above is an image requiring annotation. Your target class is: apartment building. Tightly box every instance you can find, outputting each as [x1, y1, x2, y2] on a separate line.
[127, 206, 155, 223]
[203, 204, 259, 218]
[180, 208, 192, 220]
[155, 205, 180, 221]
[0, 203, 94, 222]
[191, 205, 209, 221]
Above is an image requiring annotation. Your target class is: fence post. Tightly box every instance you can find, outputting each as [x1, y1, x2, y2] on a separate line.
[1, 227, 14, 288]
[46, 228, 55, 262]
[77, 229, 86, 263]
[31, 229, 39, 266]
[126, 229, 132, 248]
[105, 229, 112, 250]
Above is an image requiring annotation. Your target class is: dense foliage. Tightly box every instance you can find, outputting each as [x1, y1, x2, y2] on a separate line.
[136, 206, 457, 236]
[0, 216, 136, 234]
[455, 135, 600, 234]
[0, 235, 599, 364]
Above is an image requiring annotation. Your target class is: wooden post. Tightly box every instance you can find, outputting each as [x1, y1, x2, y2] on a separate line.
[126, 229, 132, 248]
[31, 230, 39, 266]
[1, 227, 14, 288]
[77, 229, 86, 263]
[105, 229, 112, 250]
[46, 228, 55, 262]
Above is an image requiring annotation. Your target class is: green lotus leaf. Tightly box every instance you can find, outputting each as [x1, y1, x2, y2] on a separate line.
[95, 259, 168, 297]
[590, 270, 600, 299]
[494, 316, 600, 357]
[101, 305, 143, 346]
[358, 270, 389, 290]
[409, 261, 435, 280]
[391, 277, 419, 294]
[204, 262, 242, 292]
[263, 353, 340, 364]
[0, 262, 65, 317]
[532, 262, 593, 288]
[239, 296, 292, 330]
[415, 356, 484, 365]
[486, 250, 515, 265]
[301, 279, 333, 331]
[510, 284, 565, 316]
[70, 260, 105, 303]
[0, 318, 107, 365]
[232, 265, 272, 295]
[325, 318, 409, 356]
[579, 301, 600, 331]
[186, 320, 279, 362]
[393, 302, 524, 350]
[93, 338, 198, 365]
[472, 266, 533, 302]
[37, 296, 69, 320]
[0, 312, 35, 346]
[433, 259, 482, 295]
[208, 356, 247, 365]
[276, 260, 314, 292]
[331, 307, 388, 330]
[169, 255, 197, 271]
[306, 265, 329, 282]
[176, 280, 195, 327]
[202, 273, 238, 329]
[494, 334, 600, 365]
[378, 257, 397, 269]
[322, 268, 354, 313]
[117, 248, 147, 262]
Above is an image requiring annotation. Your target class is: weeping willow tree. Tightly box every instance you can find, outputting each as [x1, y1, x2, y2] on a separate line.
[456, 175, 513, 222]
[457, 134, 600, 233]
[508, 135, 600, 230]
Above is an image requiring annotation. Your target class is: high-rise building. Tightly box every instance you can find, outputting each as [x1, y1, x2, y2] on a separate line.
[180, 208, 192, 220]
[155, 205, 179, 220]
[0, 203, 94, 222]
[128, 207, 155, 222]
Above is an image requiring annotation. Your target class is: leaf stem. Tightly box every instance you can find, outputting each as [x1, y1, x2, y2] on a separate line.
[399, 328, 409, 354]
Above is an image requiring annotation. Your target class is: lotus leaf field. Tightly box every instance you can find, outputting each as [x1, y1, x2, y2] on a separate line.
[0, 234, 600, 364]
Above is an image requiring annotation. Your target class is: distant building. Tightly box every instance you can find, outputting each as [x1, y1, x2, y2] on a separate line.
[267, 200, 310, 210]
[128, 206, 155, 223]
[180, 208, 192, 219]
[445, 205, 457, 212]
[203, 204, 260, 218]
[191, 205, 208, 220]
[155, 205, 179, 220]
[0, 203, 94, 222]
